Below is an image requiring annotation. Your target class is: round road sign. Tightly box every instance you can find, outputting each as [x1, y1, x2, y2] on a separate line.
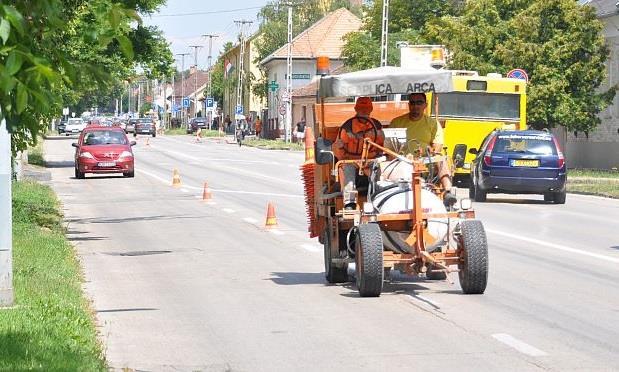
[507, 68, 529, 82]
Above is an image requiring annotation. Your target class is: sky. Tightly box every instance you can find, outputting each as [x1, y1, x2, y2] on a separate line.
[144, 1, 269, 70]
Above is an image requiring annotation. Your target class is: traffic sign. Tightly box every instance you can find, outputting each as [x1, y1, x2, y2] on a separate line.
[235, 104, 243, 115]
[62, 107, 69, 116]
[269, 80, 279, 92]
[279, 104, 286, 116]
[172, 104, 180, 112]
[205, 97, 214, 108]
[507, 68, 529, 83]
[182, 97, 190, 108]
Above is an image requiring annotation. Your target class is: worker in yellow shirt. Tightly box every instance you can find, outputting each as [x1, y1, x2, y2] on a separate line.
[390, 92, 457, 206]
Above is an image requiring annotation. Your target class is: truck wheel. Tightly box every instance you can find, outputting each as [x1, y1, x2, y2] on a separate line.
[355, 223, 384, 297]
[323, 228, 348, 283]
[458, 220, 488, 294]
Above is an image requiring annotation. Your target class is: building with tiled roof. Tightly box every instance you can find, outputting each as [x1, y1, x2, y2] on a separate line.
[168, 69, 210, 122]
[259, 8, 362, 138]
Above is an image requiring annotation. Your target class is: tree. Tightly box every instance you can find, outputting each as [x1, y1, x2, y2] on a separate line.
[1, 0, 172, 153]
[426, 0, 616, 131]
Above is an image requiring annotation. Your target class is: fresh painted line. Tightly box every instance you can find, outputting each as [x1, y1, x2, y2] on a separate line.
[243, 217, 258, 224]
[223, 208, 235, 213]
[492, 333, 548, 357]
[180, 188, 189, 193]
[301, 244, 321, 253]
[269, 229, 285, 235]
[136, 169, 302, 198]
[487, 228, 619, 264]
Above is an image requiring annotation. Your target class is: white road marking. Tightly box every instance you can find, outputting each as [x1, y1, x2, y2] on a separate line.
[301, 244, 321, 252]
[136, 169, 302, 198]
[243, 217, 258, 224]
[492, 333, 548, 357]
[487, 228, 619, 264]
[223, 208, 235, 213]
[180, 188, 189, 193]
[269, 229, 285, 235]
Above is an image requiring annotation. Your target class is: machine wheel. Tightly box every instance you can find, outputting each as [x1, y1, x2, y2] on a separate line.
[74, 167, 85, 179]
[426, 265, 447, 280]
[355, 223, 384, 297]
[458, 220, 488, 294]
[323, 228, 348, 283]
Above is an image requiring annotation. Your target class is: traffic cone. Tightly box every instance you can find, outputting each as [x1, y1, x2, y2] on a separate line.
[300, 127, 319, 237]
[196, 128, 202, 142]
[264, 202, 278, 229]
[146, 137, 150, 146]
[172, 169, 181, 187]
[202, 181, 212, 201]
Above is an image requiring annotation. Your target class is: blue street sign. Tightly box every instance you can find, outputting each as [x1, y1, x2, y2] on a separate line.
[182, 97, 190, 108]
[172, 104, 180, 112]
[206, 97, 214, 108]
[235, 104, 243, 115]
[506, 68, 528, 83]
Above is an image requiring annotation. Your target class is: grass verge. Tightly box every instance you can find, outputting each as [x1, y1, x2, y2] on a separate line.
[1, 181, 106, 371]
[243, 138, 304, 151]
[567, 168, 619, 198]
[27, 140, 45, 167]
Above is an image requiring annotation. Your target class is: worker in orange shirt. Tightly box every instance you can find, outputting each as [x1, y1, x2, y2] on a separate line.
[333, 97, 385, 210]
[255, 116, 262, 138]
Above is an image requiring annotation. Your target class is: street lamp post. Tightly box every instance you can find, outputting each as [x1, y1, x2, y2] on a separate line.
[0, 119, 13, 307]
[176, 52, 190, 126]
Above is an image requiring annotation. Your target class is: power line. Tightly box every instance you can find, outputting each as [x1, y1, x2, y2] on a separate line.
[151, 6, 262, 18]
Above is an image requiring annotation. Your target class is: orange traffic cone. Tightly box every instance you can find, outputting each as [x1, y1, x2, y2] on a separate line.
[172, 169, 181, 187]
[304, 126, 315, 162]
[202, 181, 213, 201]
[264, 202, 278, 228]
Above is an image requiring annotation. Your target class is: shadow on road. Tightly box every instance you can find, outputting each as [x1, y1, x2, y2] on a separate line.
[267, 272, 326, 285]
[45, 160, 74, 168]
[66, 214, 200, 225]
[97, 308, 158, 313]
[479, 197, 551, 205]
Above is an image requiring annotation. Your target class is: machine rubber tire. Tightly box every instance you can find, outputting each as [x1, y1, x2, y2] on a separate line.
[473, 179, 487, 202]
[323, 229, 348, 283]
[553, 190, 566, 204]
[355, 223, 384, 297]
[458, 220, 488, 294]
[75, 167, 85, 179]
[426, 265, 447, 280]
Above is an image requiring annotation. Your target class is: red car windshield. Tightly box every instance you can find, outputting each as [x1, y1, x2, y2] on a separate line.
[83, 130, 128, 145]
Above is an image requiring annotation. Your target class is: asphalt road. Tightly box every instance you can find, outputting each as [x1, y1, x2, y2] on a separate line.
[43, 134, 619, 372]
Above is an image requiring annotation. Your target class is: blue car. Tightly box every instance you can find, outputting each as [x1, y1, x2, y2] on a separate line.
[469, 130, 567, 204]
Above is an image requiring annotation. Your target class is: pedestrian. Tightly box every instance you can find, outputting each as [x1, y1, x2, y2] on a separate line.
[295, 118, 306, 143]
[389, 92, 457, 207]
[255, 116, 262, 139]
[224, 114, 232, 133]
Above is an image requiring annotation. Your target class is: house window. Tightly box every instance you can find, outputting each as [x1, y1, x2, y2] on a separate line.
[302, 106, 307, 121]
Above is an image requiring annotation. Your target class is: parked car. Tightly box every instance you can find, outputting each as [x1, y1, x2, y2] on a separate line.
[57, 120, 66, 134]
[187, 117, 208, 134]
[72, 126, 136, 179]
[64, 118, 86, 135]
[134, 118, 156, 137]
[126, 118, 137, 134]
[469, 130, 567, 204]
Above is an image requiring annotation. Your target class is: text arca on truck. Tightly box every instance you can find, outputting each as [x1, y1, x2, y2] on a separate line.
[312, 71, 527, 186]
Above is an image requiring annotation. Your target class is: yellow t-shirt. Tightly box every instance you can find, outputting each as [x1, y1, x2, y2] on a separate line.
[390, 114, 444, 153]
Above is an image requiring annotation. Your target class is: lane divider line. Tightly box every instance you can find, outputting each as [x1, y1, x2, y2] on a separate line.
[223, 208, 235, 213]
[301, 244, 321, 253]
[486, 228, 619, 264]
[269, 230, 285, 236]
[243, 217, 258, 224]
[492, 333, 548, 357]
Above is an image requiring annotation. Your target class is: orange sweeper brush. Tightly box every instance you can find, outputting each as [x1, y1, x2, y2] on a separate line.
[300, 127, 319, 238]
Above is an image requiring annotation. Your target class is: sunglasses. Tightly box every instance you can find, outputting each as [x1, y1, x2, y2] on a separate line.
[408, 100, 426, 106]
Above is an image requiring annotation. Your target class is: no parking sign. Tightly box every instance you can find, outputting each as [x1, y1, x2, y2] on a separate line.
[507, 68, 529, 83]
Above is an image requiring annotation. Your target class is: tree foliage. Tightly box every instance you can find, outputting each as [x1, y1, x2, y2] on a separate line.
[1, 0, 173, 153]
[426, 0, 616, 131]
[342, 0, 458, 69]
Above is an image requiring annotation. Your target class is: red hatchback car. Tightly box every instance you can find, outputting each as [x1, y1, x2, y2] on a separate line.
[72, 126, 136, 179]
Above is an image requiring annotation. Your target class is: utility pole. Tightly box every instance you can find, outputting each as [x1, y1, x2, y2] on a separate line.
[234, 20, 253, 119]
[203, 34, 218, 128]
[189, 45, 203, 117]
[176, 52, 190, 126]
[380, 0, 389, 67]
[285, 3, 293, 142]
[0, 119, 13, 307]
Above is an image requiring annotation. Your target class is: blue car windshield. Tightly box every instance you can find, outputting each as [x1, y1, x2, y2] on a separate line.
[495, 135, 556, 155]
